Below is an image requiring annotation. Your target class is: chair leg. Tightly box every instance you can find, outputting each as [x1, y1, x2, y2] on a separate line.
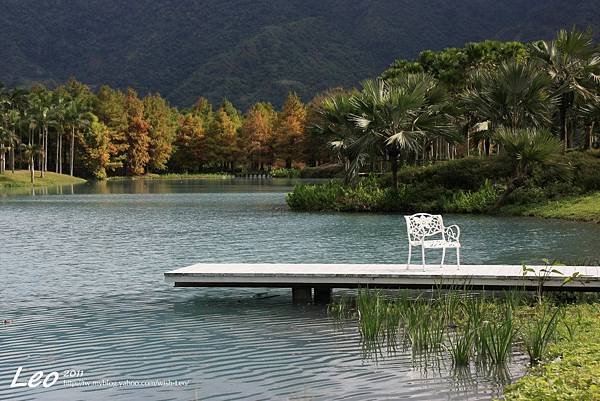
[441, 247, 446, 268]
[421, 247, 426, 270]
[456, 248, 461, 269]
[407, 245, 412, 269]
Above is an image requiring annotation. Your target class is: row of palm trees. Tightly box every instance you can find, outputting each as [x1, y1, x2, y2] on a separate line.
[0, 86, 92, 181]
[315, 28, 600, 187]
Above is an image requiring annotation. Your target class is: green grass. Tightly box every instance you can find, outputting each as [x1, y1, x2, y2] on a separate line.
[501, 192, 600, 223]
[105, 172, 234, 181]
[503, 303, 600, 401]
[0, 170, 87, 188]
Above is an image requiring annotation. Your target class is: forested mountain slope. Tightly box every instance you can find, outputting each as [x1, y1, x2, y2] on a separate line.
[1, 0, 598, 109]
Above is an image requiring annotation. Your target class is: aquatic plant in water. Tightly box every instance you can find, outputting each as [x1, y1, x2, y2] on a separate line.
[521, 305, 563, 364]
[477, 306, 516, 365]
[447, 327, 474, 366]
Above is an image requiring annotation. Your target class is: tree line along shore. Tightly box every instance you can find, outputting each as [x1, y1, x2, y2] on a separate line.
[1, 27, 600, 224]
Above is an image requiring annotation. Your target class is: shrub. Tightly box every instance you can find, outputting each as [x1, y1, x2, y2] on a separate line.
[271, 167, 301, 178]
[567, 151, 600, 191]
[396, 157, 512, 191]
[299, 164, 344, 178]
[287, 151, 600, 213]
[442, 180, 500, 213]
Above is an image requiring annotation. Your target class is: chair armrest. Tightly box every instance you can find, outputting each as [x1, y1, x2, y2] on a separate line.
[445, 225, 460, 242]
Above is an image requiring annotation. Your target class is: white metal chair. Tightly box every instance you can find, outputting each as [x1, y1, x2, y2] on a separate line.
[404, 213, 461, 268]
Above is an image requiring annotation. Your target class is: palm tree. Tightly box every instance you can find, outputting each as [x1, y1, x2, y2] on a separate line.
[0, 88, 10, 173]
[463, 60, 554, 130]
[0, 128, 7, 174]
[51, 92, 67, 174]
[493, 128, 562, 207]
[531, 27, 600, 150]
[64, 99, 93, 176]
[313, 92, 358, 183]
[20, 143, 42, 184]
[29, 89, 57, 177]
[348, 75, 456, 188]
[6, 109, 21, 173]
[461, 60, 554, 155]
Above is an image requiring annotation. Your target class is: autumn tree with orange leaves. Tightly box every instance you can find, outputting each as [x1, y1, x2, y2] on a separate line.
[124, 89, 151, 175]
[240, 102, 277, 170]
[274, 92, 307, 168]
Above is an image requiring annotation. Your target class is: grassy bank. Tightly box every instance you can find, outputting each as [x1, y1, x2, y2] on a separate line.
[286, 152, 600, 222]
[503, 303, 600, 400]
[0, 170, 87, 188]
[105, 172, 234, 181]
[501, 192, 600, 223]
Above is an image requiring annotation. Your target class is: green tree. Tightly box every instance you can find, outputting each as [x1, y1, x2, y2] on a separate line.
[170, 114, 206, 172]
[312, 91, 358, 180]
[95, 86, 128, 172]
[20, 143, 41, 183]
[204, 100, 242, 171]
[143, 93, 177, 172]
[349, 75, 455, 188]
[461, 60, 553, 155]
[304, 88, 349, 167]
[79, 116, 111, 179]
[531, 27, 600, 150]
[383, 40, 529, 90]
[65, 98, 93, 176]
[494, 128, 562, 206]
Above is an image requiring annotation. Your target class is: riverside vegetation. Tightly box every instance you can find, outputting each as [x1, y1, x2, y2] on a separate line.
[286, 151, 600, 221]
[285, 28, 600, 222]
[327, 286, 600, 401]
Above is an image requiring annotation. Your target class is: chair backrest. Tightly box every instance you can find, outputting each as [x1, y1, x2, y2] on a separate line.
[404, 213, 444, 242]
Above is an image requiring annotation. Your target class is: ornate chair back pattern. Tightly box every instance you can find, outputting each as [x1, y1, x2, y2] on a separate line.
[405, 213, 444, 243]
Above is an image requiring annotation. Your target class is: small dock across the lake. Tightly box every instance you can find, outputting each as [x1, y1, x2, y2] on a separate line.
[164, 264, 600, 303]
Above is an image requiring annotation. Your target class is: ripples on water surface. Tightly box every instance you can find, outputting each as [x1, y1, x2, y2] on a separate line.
[1, 179, 599, 400]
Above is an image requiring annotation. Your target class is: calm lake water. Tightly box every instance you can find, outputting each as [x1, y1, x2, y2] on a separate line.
[1, 178, 599, 401]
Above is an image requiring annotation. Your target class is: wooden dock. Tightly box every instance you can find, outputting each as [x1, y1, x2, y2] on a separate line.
[164, 264, 600, 303]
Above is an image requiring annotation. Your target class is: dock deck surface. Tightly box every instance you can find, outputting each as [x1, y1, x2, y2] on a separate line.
[165, 263, 600, 290]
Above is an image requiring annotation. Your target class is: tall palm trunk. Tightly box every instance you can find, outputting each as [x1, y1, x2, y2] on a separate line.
[56, 131, 60, 173]
[11, 145, 15, 173]
[44, 126, 48, 173]
[0, 144, 5, 174]
[38, 130, 42, 173]
[558, 95, 570, 151]
[70, 127, 75, 176]
[59, 133, 62, 174]
[30, 155, 35, 184]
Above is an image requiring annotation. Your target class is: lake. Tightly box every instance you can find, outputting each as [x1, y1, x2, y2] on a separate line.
[1, 178, 599, 400]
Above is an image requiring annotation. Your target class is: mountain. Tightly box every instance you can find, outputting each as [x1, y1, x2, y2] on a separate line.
[1, 0, 598, 109]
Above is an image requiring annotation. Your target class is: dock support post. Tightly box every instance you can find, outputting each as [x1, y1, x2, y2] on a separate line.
[292, 286, 312, 304]
[314, 287, 332, 304]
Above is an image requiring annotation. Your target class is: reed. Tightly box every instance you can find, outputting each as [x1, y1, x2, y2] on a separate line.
[447, 328, 474, 366]
[478, 307, 516, 365]
[401, 300, 446, 352]
[327, 293, 353, 322]
[521, 305, 563, 364]
[356, 289, 386, 352]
